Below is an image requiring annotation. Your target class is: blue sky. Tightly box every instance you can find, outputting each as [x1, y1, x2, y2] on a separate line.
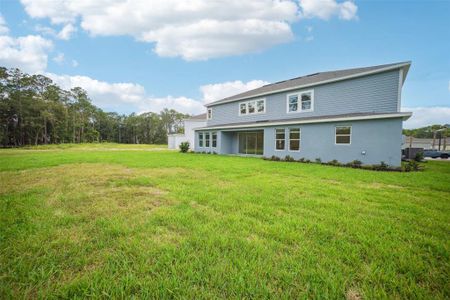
[0, 0, 449, 128]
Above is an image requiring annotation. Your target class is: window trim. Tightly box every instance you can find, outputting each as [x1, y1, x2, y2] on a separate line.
[239, 102, 247, 116]
[275, 128, 286, 151]
[288, 128, 301, 152]
[198, 132, 204, 147]
[286, 90, 314, 114]
[335, 126, 352, 145]
[239, 98, 266, 116]
[212, 132, 217, 148]
[205, 132, 211, 147]
[207, 108, 212, 120]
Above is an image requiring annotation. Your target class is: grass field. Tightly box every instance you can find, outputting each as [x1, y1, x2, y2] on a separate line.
[1, 144, 449, 299]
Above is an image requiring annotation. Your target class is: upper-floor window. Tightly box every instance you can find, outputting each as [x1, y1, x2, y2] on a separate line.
[207, 108, 212, 120]
[335, 126, 351, 144]
[287, 90, 314, 113]
[239, 99, 265, 116]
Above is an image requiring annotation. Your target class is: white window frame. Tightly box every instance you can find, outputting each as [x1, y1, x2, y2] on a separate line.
[288, 128, 301, 152]
[275, 128, 286, 151]
[239, 102, 247, 116]
[286, 90, 314, 113]
[198, 132, 204, 147]
[335, 126, 352, 145]
[239, 98, 266, 116]
[212, 132, 217, 148]
[207, 108, 212, 120]
[205, 132, 211, 147]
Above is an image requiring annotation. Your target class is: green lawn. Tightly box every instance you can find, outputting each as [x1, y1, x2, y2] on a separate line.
[1, 144, 449, 299]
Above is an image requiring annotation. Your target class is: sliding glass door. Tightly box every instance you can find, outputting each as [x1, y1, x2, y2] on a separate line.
[238, 131, 264, 155]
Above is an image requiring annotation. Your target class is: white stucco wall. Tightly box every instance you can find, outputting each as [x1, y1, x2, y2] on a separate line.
[168, 118, 206, 150]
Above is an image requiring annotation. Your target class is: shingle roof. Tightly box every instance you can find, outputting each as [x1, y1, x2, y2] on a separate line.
[206, 61, 411, 107]
[186, 113, 206, 120]
[196, 112, 412, 130]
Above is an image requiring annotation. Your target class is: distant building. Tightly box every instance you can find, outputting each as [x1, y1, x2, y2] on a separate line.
[402, 136, 449, 150]
[168, 113, 206, 150]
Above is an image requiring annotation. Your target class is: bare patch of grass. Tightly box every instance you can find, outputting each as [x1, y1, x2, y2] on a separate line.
[346, 288, 363, 300]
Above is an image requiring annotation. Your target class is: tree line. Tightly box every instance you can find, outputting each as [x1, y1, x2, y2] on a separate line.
[403, 125, 449, 139]
[0, 67, 190, 147]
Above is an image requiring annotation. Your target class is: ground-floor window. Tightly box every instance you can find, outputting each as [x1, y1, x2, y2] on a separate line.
[212, 132, 217, 147]
[289, 128, 301, 151]
[205, 132, 210, 147]
[238, 131, 264, 155]
[275, 128, 285, 150]
[335, 126, 351, 144]
[199, 133, 204, 147]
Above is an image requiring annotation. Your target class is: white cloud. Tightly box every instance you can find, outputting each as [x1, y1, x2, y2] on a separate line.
[299, 0, 358, 20]
[20, 0, 358, 60]
[35, 23, 76, 40]
[137, 96, 205, 115]
[403, 107, 450, 129]
[35, 24, 56, 36]
[45, 72, 268, 115]
[0, 16, 53, 74]
[201, 80, 269, 104]
[57, 23, 76, 40]
[46, 72, 205, 114]
[53, 52, 64, 64]
[0, 34, 53, 74]
[0, 14, 9, 34]
[72, 59, 79, 67]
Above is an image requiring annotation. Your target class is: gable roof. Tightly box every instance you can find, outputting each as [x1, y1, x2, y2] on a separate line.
[185, 113, 206, 121]
[206, 61, 411, 107]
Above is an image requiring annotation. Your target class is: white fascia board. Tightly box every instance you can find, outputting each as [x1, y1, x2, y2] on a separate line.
[205, 62, 412, 107]
[194, 112, 413, 131]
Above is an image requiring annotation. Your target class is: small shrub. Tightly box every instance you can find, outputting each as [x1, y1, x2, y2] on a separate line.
[285, 155, 295, 162]
[361, 164, 373, 170]
[373, 161, 389, 171]
[213, 151, 217, 155]
[408, 160, 420, 171]
[297, 157, 305, 163]
[350, 160, 362, 168]
[414, 152, 424, 162]
[315, 158, 322, 164]
[179, 141, 190, 153]
[305, 159, 311, 163]
[327, 159, 340, 166]
[271, 155, 281, 161]
[202, 151, 206, 154]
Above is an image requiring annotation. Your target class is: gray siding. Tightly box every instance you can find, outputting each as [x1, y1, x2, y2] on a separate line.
[207, 70, 400, 127]
[195, 118, 403, 166]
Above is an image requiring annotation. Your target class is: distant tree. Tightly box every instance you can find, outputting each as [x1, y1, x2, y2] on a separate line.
[0, 66, 191, 147]
[403, 125, 450, 138]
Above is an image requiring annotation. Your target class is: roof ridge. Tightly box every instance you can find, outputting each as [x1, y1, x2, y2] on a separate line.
[208, 61, 411, 106]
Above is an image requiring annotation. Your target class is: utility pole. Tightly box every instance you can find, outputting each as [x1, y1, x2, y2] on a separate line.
[432, 131, 436, 150]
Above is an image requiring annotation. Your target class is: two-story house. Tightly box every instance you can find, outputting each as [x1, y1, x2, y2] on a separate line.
[194, 62, 412, 166]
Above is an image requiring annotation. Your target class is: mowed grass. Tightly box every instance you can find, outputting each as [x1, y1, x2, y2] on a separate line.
[0, 144, 449, 299]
